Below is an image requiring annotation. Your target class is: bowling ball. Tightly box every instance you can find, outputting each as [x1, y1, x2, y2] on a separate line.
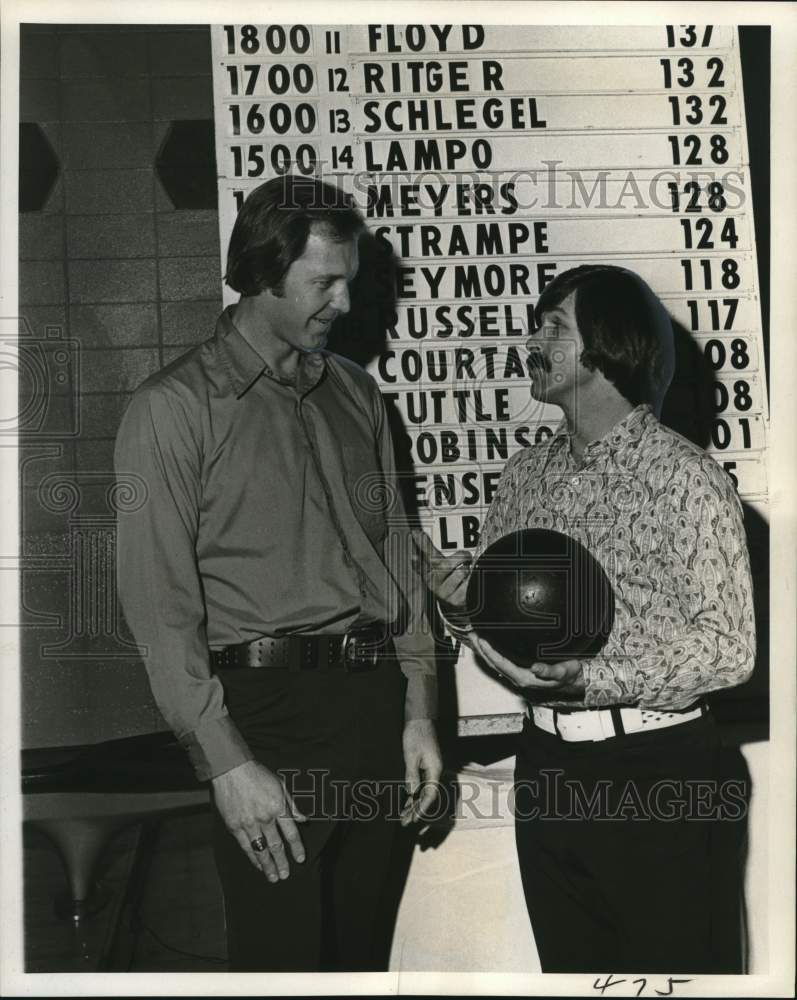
[465, 528, 615, 665]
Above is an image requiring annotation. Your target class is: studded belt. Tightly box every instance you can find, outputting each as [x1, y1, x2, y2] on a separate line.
[210, 623, 392, 673]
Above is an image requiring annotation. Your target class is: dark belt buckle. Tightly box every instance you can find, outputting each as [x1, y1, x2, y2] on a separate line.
[341, 631, 380, 672]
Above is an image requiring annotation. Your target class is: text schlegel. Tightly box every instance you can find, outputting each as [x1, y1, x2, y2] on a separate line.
[361, 97, 547, 132]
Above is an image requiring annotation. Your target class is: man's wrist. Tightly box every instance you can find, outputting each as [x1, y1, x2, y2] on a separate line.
[439, 599, 470, 620]
[404, 673, 437, 722]
[210, 757, 258, 785]
[559, 676, 586, 697]
[437, 600, 473, 639]
[181, 714, 254, 782]
[558, 662, 586, 696]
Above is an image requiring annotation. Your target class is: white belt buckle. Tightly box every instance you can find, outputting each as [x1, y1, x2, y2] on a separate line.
[544, 709, 609, 742]
[562, 710, 609, 741]
[620, 707, 644, 734]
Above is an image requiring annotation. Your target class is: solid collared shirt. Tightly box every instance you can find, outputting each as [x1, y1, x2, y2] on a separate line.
[114, 308, 436, 781]
[465, 405, 756, 710]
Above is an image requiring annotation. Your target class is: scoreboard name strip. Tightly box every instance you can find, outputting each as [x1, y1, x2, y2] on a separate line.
[211, 23, 769, 517]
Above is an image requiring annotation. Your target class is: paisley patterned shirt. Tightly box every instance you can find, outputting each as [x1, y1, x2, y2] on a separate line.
[476, 404, 756, 711]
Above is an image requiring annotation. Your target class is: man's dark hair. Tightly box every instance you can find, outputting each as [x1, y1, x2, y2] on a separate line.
[225, 175, 364, 296]
[534, 265, 675, 412]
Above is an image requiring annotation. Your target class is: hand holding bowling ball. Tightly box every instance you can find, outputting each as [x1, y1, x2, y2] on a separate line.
[465, 528, 615, 666]
[470, 633, 586, 693]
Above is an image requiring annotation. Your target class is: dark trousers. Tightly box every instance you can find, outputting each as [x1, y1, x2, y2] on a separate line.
[212, 660, 407, 972]
[514, 713, 745, 974]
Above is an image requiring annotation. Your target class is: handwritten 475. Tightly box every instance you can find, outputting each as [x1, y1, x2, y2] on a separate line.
[593, 975, 693, 997]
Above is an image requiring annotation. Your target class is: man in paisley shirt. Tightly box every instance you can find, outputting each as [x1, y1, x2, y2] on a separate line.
[415, 265, 756, 973]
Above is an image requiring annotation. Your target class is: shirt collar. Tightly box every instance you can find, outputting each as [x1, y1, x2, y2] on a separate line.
[214, 306, 326, 398]
[542, 404, 654, 467]
[581, 404, 655, 461]
[532, 418, 571, 474]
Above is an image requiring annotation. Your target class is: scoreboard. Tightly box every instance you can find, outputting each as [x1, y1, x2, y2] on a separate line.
[210, 25, 767, 714]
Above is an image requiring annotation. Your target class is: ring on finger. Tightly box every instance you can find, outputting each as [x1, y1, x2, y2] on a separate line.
[250, 835, 268, 853]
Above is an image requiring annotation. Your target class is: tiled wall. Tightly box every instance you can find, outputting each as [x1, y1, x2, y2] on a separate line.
[19, 25, 222, 748]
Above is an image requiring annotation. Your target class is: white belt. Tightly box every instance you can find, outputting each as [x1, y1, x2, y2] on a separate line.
[530, 704, 706, 742]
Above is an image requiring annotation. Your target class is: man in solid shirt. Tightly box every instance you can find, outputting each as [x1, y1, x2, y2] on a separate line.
[115, 175, 442, 971]
[415, 265, 755, 973]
